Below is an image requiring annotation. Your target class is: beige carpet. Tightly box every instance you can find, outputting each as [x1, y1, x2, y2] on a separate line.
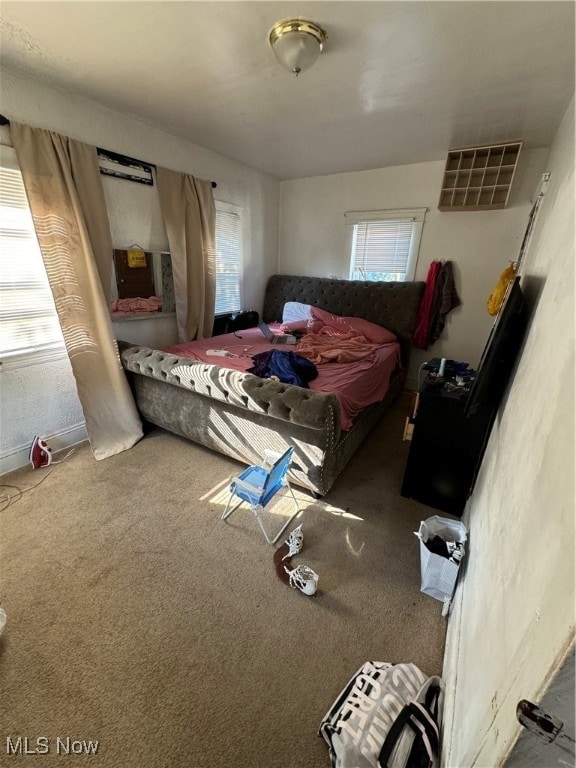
[0, 393, 447, 768]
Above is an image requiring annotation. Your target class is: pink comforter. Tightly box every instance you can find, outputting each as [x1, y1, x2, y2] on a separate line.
[165, 324, 400, 431]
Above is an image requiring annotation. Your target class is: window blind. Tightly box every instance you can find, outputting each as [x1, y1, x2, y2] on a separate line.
[214, 207, 241, 315]
[0, 157, 64, 356]
[350, 218, 415, 281]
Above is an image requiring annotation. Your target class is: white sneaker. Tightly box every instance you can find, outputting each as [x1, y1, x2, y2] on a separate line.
[284, 564, 319, 596]
[282, 524, 304, 560]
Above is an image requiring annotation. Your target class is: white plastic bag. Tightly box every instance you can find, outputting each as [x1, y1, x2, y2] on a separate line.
[416, 516, 467, 609]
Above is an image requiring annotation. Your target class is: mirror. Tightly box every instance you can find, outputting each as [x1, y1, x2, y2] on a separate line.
[111, 250, 175, 314]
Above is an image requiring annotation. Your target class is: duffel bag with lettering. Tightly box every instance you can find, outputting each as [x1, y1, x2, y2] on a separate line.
[319, 661, 444, 768]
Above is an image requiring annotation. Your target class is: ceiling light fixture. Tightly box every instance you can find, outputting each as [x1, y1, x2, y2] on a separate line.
[268, 18, 327, 76]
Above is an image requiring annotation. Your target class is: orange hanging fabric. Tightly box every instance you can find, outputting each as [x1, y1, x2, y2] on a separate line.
[487, 263, 517, 316]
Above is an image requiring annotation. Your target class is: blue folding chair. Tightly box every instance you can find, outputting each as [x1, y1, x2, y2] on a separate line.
[222, 447, 300, 544]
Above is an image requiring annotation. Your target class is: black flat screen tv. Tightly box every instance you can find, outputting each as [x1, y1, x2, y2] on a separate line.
[464, 276, 527, 417]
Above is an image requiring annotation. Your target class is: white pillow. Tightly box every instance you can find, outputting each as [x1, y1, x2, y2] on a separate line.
[282, 301, 313, 323]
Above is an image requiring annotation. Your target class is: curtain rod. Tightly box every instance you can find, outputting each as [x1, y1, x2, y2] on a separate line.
[0, 114, 217, 188]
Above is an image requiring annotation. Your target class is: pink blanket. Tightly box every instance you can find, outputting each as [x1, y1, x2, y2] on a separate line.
[296, 329, 378, 364]
[165, 324, 400, 431]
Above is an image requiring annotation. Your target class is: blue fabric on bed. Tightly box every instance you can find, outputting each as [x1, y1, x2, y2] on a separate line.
[247, 350, 318, 388]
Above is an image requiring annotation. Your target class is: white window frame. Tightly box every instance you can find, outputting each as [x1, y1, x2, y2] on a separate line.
[0, 145, 66, 368]
[345, 208, 427, 283]
[214, 200, 243, 315]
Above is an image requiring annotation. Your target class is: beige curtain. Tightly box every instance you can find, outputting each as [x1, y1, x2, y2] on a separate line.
[156, 166, 216, 340]
[11, 122, 143, 460]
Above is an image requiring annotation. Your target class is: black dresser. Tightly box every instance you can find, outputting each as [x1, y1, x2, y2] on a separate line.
[401, 378, 494, 516]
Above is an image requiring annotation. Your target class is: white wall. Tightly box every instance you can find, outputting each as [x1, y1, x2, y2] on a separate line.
[0, 352, 87, 475]
[0, 67, 279, 474]
[278, 150, 549, 386]
[442, 97, 575, 767]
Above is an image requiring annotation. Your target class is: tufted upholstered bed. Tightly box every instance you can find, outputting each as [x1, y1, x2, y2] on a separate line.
[119, 275, 424, 496]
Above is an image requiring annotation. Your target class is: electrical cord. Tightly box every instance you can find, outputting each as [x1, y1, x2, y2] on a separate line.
[0, 447, 76, 512]
[0, 467, 55, 513]
[51, 448, 76, 465]
[417, 361, 429, 391]
[221, 344, 254, 358]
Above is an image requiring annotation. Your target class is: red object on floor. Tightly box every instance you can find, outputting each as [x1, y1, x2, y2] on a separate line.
[29, 436, 52, 469]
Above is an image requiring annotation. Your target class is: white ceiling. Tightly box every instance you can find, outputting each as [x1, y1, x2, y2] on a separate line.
[1, 1, 574, 180]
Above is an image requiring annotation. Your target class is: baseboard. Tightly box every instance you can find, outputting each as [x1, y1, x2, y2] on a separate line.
[0, 423, 88, 476]
[440, 503, 471, 767]
[440, 575, 464, 766]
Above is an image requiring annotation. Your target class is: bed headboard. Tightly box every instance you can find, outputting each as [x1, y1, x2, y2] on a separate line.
[263, 274, 425, 369]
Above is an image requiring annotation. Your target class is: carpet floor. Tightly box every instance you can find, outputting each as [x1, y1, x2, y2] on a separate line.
[0, 392, 447, 767]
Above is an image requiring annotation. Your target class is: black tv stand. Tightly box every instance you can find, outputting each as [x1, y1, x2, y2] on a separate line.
[401, 378, 494, 516]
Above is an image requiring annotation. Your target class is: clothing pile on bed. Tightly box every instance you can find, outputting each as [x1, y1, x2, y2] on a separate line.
[247, 349, 318, 388]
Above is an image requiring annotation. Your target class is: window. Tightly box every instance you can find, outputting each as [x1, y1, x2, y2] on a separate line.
[214, 201, 243, 315]
[0, 146, 64, 359]
[345, 208, 427, 282]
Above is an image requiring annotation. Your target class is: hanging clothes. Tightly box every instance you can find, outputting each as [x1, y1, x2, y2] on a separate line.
[413, 261, 442, 349]
[429, 260, 461, 344]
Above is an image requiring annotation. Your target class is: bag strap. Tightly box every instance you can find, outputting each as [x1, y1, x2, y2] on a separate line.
[378, 684, 442, 768]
